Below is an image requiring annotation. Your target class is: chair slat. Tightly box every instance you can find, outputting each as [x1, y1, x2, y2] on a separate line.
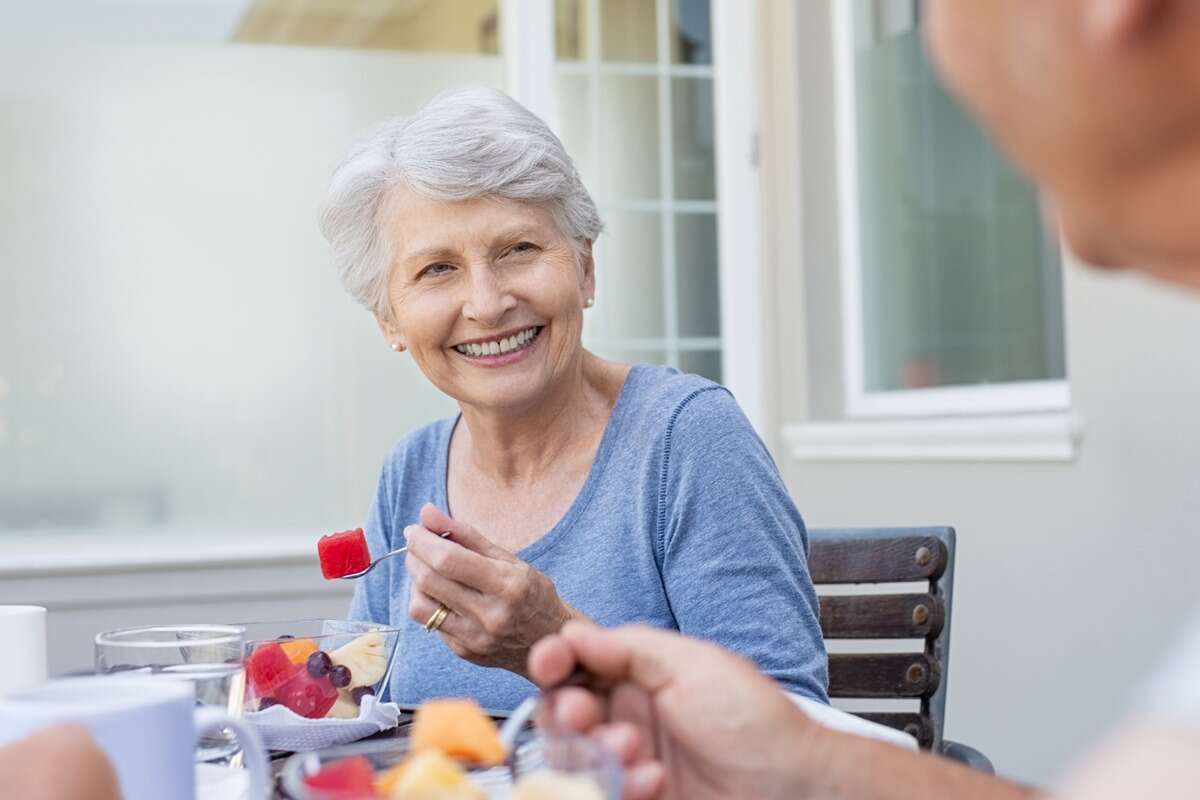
[819, 593, 944, 639]
[854, 712, 934, 749]
[828, 653, 941, 698]
[809, 536, 948, 584]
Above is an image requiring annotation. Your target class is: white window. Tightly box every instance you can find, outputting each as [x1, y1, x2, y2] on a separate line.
[834, 0, 1068, 419]
[549, 0, 723, 383]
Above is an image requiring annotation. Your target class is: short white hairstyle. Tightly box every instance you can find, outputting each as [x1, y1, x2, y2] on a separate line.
[319, 87, 603, 320]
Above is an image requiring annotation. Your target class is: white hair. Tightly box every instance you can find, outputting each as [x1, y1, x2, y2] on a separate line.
[319, 87, 603, 320]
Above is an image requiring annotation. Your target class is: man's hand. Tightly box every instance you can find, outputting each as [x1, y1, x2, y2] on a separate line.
[0, 725, 121, 800]
[529, 621, 817, 800]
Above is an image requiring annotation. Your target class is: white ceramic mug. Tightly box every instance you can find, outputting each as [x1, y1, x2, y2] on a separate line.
[0, 676, 270, 800]
[0, 605, 47, 694]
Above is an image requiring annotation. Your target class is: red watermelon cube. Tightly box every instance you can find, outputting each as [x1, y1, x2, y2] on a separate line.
[245, 642, 301, 700]
[318, 528, 371, 579]
[274, 668, 339, 719]
[302, 755, 376, 798]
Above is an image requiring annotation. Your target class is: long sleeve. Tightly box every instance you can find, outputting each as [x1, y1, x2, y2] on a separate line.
[657, 386, 829, 702]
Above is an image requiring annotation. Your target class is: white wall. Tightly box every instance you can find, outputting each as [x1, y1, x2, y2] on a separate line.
[0, 41, 499, 668]
[762, 1, 1200, 785]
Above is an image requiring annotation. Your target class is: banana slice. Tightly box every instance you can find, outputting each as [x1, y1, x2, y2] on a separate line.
[329, 632, 388, 687]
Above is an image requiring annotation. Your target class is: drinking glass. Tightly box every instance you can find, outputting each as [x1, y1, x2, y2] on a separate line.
[95, 624, 246, 763]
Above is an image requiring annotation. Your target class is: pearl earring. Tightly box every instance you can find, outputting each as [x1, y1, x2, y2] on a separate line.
[584, 297, 594, 308]
[391, 342, 404, 352]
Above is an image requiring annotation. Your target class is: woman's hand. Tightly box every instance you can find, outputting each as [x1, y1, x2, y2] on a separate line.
[405, 503, 582, 677]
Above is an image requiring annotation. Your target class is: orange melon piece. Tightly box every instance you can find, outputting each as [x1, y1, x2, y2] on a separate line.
[280, 638, 319, 665]
[409, 699, 505, 767]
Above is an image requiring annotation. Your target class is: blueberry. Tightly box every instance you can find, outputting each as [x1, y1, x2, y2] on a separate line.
[258, 697, 279, 710]
[329, 665, 352, 688]
[306, 650, 332, 678]
[351, 686, 375, 705]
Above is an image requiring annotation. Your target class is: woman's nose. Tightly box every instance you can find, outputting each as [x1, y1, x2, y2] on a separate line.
[462, 267, 516, 325]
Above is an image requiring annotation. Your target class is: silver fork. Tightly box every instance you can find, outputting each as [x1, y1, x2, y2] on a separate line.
[338, 532, 450, 579]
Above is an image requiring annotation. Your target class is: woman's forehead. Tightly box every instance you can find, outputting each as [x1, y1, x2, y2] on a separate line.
[390, 190, 558, 255]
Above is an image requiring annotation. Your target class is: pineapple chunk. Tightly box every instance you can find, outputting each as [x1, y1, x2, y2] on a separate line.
[374, 750, 484, 800]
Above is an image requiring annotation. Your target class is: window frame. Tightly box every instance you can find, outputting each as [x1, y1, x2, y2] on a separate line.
[832, 0, 1070, 421]
[502, 0, 767, 432]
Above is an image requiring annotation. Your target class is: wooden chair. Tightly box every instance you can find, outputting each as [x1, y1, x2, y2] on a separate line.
[809, 526, 992, 772]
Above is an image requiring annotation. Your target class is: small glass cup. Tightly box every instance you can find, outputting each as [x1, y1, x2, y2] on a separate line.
[94, 624, 246, 763]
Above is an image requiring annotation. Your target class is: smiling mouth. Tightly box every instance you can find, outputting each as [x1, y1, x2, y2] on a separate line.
[452, 326, 543, 358]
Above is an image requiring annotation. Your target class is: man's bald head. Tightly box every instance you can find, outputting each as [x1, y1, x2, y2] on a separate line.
[927, 0, 1200, 289]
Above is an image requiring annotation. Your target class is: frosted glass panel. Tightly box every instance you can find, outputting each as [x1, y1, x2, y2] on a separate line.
[672, 77, 715, 200]
[0, 43, 495, 532]
[600, 0, 657, 63]
[679, 350, 722, 383]
[599, 76, 660, 200]
[850, 10, 1065, 392]
[556, 0, 590, 60]
[670, 0, 712, 64]
[591, 211, 665, 339]
[555, 74, 596, 190]
[675, 214, 720, 338]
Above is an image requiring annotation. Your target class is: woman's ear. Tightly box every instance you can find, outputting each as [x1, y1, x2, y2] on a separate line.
[375, 312, 407, 353]
[578, 239, 596, 304]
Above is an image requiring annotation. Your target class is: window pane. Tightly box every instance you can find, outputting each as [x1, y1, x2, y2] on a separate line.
[599, 76, 660, 200]
[556, 0, 590, 60]
[850, 9, 1066, 393]
[599, 0, 657, 63]
[680, 349, 722, 383]
[670, 0, 712, 64]
[555, 74, 596, 189]
[592, 211, 665, 339]
[675, 213, 720, 337]
[672, 77, 715, 200]
[234, 0, 501, 55]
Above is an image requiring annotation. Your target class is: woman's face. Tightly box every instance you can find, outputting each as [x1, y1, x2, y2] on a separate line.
[378, 187, 594, 411]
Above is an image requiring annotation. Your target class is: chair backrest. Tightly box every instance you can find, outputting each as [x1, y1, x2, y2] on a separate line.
[808, 527, 956, 750]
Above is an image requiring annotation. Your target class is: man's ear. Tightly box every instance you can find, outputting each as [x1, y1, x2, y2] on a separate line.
[1086, 0, 1167, 44]
[375, 311, 406, 352]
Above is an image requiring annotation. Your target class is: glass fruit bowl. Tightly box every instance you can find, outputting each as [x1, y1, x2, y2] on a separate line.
[280, 731, 620, 799]
[238, 619, 401, 721]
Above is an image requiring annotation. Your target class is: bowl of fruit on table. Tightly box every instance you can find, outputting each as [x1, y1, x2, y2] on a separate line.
[282, 698, 619, 799]
[241, 620, 401, 723]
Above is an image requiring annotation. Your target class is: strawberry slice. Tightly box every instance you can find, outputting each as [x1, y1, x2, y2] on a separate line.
[318, 528, 371, 580]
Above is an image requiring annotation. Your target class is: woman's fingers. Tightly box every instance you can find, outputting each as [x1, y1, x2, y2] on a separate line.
[419, 503, 511, 561]
[404, 524, 507, 595]
[405, 549, 486, 615]
[625, 760, 668, 800]
[408, 590, 469, 640]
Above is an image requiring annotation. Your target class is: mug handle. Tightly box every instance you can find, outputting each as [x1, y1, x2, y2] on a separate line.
[193, 707, 271, 800]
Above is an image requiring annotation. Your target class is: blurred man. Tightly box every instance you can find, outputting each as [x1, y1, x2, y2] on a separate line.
[0, 726, 121, 800]
[530, 1, 1200, 798]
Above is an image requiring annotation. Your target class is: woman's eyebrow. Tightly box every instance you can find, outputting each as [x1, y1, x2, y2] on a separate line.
[402, 244, 457, 264]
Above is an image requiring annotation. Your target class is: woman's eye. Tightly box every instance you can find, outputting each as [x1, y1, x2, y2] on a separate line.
[507, 242, 538, 257]
[420, 263, 454, 278]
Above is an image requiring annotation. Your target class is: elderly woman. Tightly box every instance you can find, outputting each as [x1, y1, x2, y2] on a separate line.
[320, 87, 827, 711]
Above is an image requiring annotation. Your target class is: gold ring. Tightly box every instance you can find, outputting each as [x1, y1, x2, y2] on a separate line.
[424, 604, 449, 633]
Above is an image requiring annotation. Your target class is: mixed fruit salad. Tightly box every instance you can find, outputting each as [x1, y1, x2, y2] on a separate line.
[246, 631, 388, 719]
[301, 699, 606, 800]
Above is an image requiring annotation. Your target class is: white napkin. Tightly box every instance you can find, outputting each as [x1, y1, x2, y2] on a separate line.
[244, 695, 401, 752]
[788, 694, 919, 751]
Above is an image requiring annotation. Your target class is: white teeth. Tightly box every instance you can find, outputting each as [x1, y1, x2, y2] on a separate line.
[455, 327, 539, 357]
